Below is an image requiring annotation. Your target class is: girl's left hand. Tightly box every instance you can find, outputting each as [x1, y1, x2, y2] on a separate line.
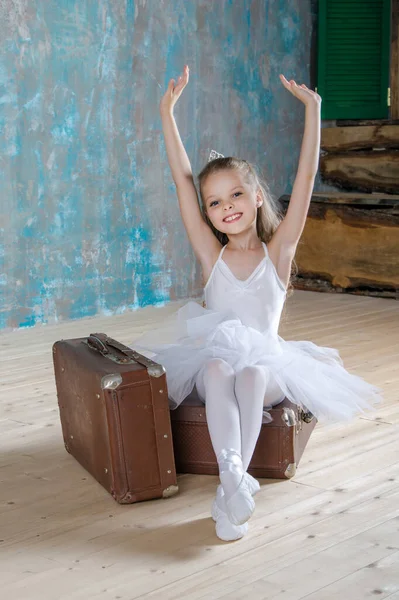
[279, 74, 321, 107]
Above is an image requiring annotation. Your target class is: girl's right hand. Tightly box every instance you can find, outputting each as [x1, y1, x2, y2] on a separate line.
[160, 65, 189, 116]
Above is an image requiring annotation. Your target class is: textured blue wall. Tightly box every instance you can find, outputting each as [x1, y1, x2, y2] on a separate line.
[1, 0, 317, 330]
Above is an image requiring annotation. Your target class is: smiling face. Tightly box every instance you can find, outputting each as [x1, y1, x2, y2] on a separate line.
[201, 169, 262, 236]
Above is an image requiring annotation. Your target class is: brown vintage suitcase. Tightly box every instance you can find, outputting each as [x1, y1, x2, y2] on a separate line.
[53, 333, 178, 503]
[170, 390, 316, 479]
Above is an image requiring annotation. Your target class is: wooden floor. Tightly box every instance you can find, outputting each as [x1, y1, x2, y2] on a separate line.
[1, 290, 399, 600]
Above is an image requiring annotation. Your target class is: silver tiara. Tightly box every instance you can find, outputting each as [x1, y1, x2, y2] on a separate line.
[208, 149, 224, 162]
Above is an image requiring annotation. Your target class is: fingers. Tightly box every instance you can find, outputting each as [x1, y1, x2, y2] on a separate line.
[279, 74, 295, 89]
[279, 74, 321, 103]
[174, 66, 189, 93]
[167, 65, 189, 87]
[280, 74, 305, 87]
[179, 65, 190, 85]
[280, 74, 313, 92]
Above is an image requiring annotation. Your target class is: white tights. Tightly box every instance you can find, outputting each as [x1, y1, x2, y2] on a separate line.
[195, 359, 284, 497]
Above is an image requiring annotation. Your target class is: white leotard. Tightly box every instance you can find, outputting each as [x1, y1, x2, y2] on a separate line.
[204, 242, 286, 337]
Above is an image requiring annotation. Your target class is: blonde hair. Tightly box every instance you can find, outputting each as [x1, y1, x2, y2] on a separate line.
[198, 157, 297, 298]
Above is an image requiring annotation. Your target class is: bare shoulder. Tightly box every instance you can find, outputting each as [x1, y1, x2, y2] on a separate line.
[267, 229, 297, 290]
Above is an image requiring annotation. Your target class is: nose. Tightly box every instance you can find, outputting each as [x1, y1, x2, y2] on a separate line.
[223, 200, 234, 210]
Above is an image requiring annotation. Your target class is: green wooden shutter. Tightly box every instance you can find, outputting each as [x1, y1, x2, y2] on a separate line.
[317, 0, 390, 120]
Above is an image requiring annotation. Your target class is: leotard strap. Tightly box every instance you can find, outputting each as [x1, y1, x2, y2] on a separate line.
[204, 245, 227, 291]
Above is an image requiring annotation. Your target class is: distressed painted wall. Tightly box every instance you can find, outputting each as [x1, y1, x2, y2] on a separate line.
[1, 0, 321, 330]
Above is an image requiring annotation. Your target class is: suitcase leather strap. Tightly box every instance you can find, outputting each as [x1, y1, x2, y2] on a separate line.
[87, 333, 165, 378]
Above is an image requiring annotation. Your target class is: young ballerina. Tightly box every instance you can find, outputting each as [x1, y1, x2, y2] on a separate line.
[133, 65, 382, 542]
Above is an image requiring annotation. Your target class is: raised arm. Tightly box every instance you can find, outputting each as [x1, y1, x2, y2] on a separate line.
[160, 65, 220, 266]
[267, 75, 321, 286]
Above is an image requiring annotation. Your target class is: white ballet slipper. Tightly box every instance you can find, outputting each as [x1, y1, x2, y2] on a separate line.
[224, 473, 255, 526]
[244, 472, 261, 496]
[217, 449, 256, 526]
[211, 487, 248, 541]
[216, 472, 260, 501]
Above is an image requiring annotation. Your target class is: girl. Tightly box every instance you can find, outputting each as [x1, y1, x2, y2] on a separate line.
[134, 65, 382, 542]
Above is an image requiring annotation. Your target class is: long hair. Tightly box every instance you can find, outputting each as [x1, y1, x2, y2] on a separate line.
[197, 157, 297, 298]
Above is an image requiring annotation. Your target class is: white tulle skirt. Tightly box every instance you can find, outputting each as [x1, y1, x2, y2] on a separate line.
[132, 301, 382, 423]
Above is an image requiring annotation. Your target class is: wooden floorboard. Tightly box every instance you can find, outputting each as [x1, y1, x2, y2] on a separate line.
[1, 290, 399, 599]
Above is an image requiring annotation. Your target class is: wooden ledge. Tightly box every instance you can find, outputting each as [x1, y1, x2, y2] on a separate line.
[279, 192, 399, 208]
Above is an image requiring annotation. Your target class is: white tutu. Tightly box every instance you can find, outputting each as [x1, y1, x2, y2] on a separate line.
[132, 301, 382, 424]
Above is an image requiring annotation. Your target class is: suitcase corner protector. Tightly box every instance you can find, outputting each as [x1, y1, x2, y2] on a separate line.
[163, 484, 179, 498]
[284, 462, 296, 478]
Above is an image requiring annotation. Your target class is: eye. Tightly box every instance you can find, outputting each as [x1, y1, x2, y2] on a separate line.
[233, 192, 242, 198]
[209, 200, 219, 207]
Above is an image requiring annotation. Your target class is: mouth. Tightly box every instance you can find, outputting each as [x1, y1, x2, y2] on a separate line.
[223, 213, 243, 223]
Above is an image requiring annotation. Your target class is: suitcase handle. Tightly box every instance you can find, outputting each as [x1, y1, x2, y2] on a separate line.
[87, 334, 109, 355]
[88, 333, 166, 378]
